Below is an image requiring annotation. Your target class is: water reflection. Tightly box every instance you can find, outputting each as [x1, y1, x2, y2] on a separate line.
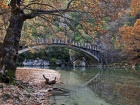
[87, 68, 140, 105]
[49, 67, 110, 105]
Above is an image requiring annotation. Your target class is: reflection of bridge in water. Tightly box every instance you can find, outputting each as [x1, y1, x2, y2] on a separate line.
[85, 69, 140, 87]
[85, 69, 140, 105]
[19, 38, 106, 64]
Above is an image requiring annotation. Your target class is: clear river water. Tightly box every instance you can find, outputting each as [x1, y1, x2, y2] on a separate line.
[23, 66, 140, 105]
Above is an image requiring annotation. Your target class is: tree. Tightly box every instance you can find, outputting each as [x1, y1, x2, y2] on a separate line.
[0, 0, 131, 83]
[119, 20, 140, 64]
[119, 0, 140, 65]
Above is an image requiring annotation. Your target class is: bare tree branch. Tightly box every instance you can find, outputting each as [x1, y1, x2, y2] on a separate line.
[21, 3, 56, 11]
[10, 0, 17, 7]
[66, 0, 74, 9]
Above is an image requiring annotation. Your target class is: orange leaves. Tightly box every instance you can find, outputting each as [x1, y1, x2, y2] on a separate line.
[119, 26, 133, 36]
[0, 4, 7, 9]
[130, 0, 140, 17]
[0, 0, 8, 9]
[80, 0, 131, 35]
[98, 0, 131, 19]
[134, 19, 140, 28]
[135, 19, 140, 25]
[119, 23, 139, 43]
[133, 19, 140, 40]
[119, 19, 140, 60]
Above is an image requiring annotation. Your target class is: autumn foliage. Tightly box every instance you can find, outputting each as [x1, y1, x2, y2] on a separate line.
[130, 0, 140, 17]
[0, 0, 8, 10]
[119, 0, 140, 63]
[119, 19, 140, 54]
[0, 0, 131, 39]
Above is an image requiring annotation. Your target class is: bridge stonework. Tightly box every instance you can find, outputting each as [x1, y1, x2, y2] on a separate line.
[18, 38, 105, 64]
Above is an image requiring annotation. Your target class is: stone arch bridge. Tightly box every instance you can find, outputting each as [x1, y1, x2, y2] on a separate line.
[18, 38, 105, 64]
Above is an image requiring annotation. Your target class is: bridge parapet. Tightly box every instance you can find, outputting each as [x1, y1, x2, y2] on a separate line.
[30, 38, 102, 52]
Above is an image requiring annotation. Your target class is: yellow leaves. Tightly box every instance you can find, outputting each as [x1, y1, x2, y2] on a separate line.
[50, 1, 65, 9]
[23, 0, 30, 5]
[28, 46, 35, 53]
[0, 14, 8, 42]
[69, 0, 97, 11]
[134, 19, 140, 27]
[114, 41, 120, 48]
[46, 15, 53, 23]
[70, 0, 83, 10]
[56, 32, 66, 41]
[130, 0, 140, 17]
[21, 27, 33, 46]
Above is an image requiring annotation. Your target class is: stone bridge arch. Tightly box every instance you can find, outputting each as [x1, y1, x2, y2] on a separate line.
[18, 38, 105, 64]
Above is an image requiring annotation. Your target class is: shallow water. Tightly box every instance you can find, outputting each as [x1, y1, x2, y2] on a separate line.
[49, 68, 110, 105]
[22, 66, 140, 105]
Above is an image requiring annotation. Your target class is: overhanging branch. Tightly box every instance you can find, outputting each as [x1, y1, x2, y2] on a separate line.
[66, 0, 74, 9]
[23, 8, 80, 20]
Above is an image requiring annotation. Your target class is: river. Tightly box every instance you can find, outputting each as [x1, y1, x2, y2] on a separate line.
[22, 66, 140, 105]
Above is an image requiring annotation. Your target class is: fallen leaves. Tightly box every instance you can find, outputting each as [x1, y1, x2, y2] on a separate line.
[0, 82, 52, 105]
[16, 67, 60, 86]
[0, 67, 61, 105]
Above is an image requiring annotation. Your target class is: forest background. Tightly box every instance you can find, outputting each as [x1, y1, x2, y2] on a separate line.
[0, 0, 140, 83]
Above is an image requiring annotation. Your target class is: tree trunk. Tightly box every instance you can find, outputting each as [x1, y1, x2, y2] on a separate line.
[0, 13, 24, 83]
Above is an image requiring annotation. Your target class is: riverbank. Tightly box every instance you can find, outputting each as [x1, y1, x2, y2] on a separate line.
[16, 67, 60, 85]
[0, 67, 61, 105]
